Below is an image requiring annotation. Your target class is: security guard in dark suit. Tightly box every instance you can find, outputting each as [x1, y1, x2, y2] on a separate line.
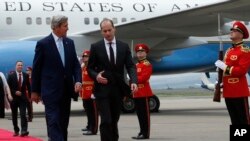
[132, 44, 153, 139]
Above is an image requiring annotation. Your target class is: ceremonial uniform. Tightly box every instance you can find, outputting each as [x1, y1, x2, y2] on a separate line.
[216, 21, 250, 125]
[132, 44, 153, 139]
[80, 50, 98, 135]
[223, 42, 250, 124]
[25, 67, 33, 122]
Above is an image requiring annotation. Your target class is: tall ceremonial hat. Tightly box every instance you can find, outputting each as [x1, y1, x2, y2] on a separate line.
[231, 21, 249, 39]
[134, 43, 149, 53]
[26, 66, 32, 71]
[82, 50, 90, 57]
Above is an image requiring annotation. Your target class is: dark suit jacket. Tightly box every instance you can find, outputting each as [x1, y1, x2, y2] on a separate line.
[7, 72, 30, 102]
[31, 34, 81, 103]
[87, 39, 137, 98]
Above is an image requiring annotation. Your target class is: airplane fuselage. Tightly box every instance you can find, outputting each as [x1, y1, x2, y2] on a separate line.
[0, 0, 227, 40]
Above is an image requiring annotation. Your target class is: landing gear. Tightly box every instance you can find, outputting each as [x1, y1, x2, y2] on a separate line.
[121, 95, 160, 113]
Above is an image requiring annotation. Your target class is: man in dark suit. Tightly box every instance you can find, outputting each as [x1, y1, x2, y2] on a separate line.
[31, 15, 82, 141]
[7, 61, 30, 137]
[87, 18, 138, 141]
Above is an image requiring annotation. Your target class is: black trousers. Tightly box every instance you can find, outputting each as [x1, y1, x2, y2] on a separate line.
[10, 99, 28, 132]
[225, 97, 250, 125]
[134, 97, 151, 138]
[0, 93, 5, 118]
[96, 92, 122, 141]
[44, 83, 71, 141]
[82, 99, 98, 134]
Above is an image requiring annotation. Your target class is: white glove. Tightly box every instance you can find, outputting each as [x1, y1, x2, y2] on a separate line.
[91, 94, 96, 99]
[215, 60, 227, 70]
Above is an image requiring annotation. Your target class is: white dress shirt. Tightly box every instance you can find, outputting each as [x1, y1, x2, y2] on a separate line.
[104, 37, 117, 64]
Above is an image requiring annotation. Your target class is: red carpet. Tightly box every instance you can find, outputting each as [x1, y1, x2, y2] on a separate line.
[0, 129, 43, 141]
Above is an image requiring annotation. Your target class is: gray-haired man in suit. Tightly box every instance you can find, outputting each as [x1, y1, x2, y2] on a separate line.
[31, 15, 82, 141]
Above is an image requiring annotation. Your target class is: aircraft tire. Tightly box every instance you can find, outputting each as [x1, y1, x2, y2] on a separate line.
[149, 95, 160, 112]
[121, 97, 135, 113]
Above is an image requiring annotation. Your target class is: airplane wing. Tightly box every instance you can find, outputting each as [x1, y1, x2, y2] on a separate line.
[82, 0, 250, 38]
[79, 0, 250, 59]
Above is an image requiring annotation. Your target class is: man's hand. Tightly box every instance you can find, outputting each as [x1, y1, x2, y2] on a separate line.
[15, 91, 22, 96]
[96, 71, 108, 84]
[131, 83, 138, 94]
[7, 94, 13, 102]
[74, 82, 82, 93]
[215, 60, 227, 71]
[31, 92, 41, 104]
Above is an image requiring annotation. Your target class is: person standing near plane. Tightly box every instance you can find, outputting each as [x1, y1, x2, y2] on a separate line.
[25, 67, 33, 122]
[0, 71, 13, 118]
[80, 50, 99, 135]
[87, 18, 138, 141]
[31, 15, 82, 141]
[7, 61, 30, 136]
[132, 44, 153, 139]
[215, 21, 250, 125]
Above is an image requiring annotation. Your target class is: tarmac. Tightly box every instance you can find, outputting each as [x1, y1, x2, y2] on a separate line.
[1, 95, 231, 141]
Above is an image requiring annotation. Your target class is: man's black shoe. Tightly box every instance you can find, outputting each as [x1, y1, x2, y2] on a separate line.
[27, 117, 33, 122]
[132, 134, 149, 140]
[82, 130, 96, 135]
[13, 132, 19, 137]
[81, 128, 88, 131]
[20, 131, 29, 137]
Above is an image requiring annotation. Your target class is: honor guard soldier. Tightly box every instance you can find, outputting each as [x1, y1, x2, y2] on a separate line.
[215, 21, 250, 125]
[26, 67, 33, 122]
[132, 43, 153, 139]
[80, 50, 99, 135]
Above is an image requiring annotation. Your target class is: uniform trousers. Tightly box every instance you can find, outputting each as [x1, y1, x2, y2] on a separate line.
[225, 97, 250, 125]
[134, 97, 150, 138]
[82, 98, 98, 134]
[0, 78, 5, 118]
[0, 93, 4, 118]
[26, 100, 33, 120]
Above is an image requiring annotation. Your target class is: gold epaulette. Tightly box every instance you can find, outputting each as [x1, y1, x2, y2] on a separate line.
[240, 44, 250, 53]
[142, 59, 151, 66]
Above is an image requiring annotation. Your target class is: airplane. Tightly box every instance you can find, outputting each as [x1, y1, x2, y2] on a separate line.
[1, 0, 250, 113]
[200, 72, 250, 91]
[1, 40, 249, 113]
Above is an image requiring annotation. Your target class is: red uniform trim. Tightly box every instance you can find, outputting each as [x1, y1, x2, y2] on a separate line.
[145, 97, 150, 138]
[92, 100, 99, 133]
[243, 98, 250, 124]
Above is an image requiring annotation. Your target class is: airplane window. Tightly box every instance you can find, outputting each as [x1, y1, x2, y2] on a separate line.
[46, 17, 51, 25]
[6, 17, 12, 25]
[121, 18, 127, 23]
[26, 17, 32, 25]
[36, 17, 42, 25]
[84, 18, 90, 25]
[112, 18, 118, 24]
[131, 18, 136, 21]
[94, 18, 99, 25]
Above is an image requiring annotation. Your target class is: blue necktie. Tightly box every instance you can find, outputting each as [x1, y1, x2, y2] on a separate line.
[58, 38, 65, 66]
